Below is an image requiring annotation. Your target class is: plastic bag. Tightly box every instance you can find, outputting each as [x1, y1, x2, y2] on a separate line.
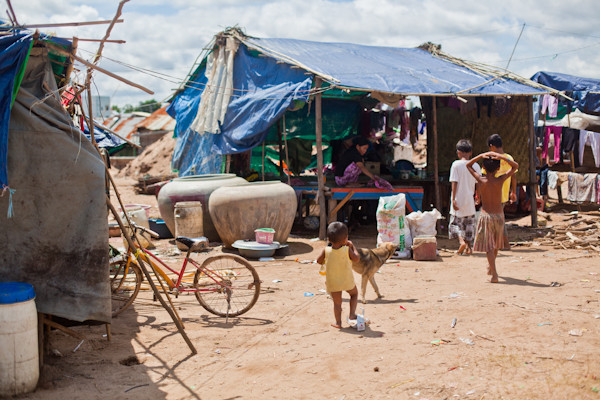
[376, 194, 405, 249]
[405, 208, 442, 238]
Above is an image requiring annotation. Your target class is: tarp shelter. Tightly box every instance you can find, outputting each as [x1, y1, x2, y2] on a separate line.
[531, 71, 600, 115]
[0, 33, 110, 323]
[168, 29, 554, 234]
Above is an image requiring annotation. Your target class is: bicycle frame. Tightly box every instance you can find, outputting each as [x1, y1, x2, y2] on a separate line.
[129, 244, 231, 294]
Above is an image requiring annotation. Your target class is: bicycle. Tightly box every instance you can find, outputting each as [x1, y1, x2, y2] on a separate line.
[109, 224, 261, 319]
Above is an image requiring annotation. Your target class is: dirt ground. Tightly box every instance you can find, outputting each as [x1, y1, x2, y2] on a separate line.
[18, 176, 600, 400]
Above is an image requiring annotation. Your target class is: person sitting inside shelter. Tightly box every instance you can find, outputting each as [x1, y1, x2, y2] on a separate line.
[334, 136, 390, 189]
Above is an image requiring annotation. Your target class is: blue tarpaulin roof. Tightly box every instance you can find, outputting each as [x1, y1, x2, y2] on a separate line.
[243, 37, 547, 96]
[531, 71, 600, 114]
[168, 32, 548, 175]
[82, 121, 126, 154]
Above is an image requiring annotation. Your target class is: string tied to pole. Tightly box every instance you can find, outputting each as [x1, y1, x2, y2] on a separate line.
[1, 185, 16, 218]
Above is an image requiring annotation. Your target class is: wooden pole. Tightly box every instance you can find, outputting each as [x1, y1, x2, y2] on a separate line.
[282, 114, 291, 185]
[528, 97, 538, 227]
[261, 142, 265, 181]
[45, 43, 154, 95]
[315, 78, 327, 240]
[277, 119, 284, 179]
[22, 19, 124, 29]
[432, 97, 441, 213]
[328, 191, 355, 224]
[106, 198, 197, 354]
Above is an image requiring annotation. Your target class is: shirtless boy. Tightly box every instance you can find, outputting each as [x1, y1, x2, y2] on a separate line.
[466, 152, 518, 283]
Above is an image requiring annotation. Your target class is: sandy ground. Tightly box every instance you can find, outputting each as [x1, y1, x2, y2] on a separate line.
[18, 176, 600, 400]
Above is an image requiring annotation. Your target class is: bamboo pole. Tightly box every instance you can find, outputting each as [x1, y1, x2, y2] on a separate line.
[328, 191, 355, 224]
[314, 78, 327, 240]
[22, 19, 124, 29]
[107, 199, 196, 354]
[61, 37, 78, 96]
[277, 119, 284, 179]
[282, 114, 291, 185]
[261, 142, 266, 181]
[432, 98, 441, 213]
[45, 43, 154, 95]
[528, 97, 537, 228]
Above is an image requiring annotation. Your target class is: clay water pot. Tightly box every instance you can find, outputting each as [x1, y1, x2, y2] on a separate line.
[208, 181, 297, 247]
[157, 174, 247, 242]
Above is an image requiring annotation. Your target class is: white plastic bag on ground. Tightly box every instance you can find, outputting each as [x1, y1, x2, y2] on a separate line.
[405, 209, 442, 238]
[376, 194, 406, 250]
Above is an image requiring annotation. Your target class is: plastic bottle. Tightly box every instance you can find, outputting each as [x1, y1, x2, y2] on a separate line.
[319, 264, 326, 276]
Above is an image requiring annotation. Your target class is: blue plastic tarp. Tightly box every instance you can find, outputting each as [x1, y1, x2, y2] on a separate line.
[82, 122, 126, 153]
[0, 33, 32, 188]
[168, 35, 547, 172]
[245, 37, 546, 96]
[531, 71, 600, 114]
[167, 44, 312, 174]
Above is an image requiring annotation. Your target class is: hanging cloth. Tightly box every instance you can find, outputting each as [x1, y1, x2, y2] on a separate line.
[190, 37, 240, 135]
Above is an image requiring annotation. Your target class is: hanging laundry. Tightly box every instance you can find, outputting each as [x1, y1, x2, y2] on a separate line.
[542, 126, 562, 162]
[567, 173, 597, 203]
[547, 170, 559, 190]
[541, 94, 558, 118]
[578, 130, 600, 168]
[561, 128, 580, 165]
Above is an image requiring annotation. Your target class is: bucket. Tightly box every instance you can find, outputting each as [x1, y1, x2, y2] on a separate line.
[121, 207, 153, 249]
[254, 228, 275, 244]
[174, 201, 204, 250]
[0, 282, 39, 396]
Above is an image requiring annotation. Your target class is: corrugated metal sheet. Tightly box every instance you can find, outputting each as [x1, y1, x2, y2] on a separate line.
[135, 106, 176, 132]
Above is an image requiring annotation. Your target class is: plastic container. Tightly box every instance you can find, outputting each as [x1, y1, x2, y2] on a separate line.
[0, 282, 39, 396]
[148, 218, 173, 239]
[174, 201, 204, 251]
[119, 204, 151, 219]
[412, 236, 437, 261]
[255, 228, 275, 244]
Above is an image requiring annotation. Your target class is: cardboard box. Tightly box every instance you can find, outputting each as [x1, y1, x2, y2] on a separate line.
[364, 161, 380, 176]
[412, 236, 437, 261]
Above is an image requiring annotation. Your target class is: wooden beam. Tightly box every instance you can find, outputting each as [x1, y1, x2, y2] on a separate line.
[22, 19, 124, 29]
[315, 78, 327, 240]
[528, 96, 537, 227]
[45, 42, 154, 95]
[328, 191, 355, 223]
[432, 98, 441, 213]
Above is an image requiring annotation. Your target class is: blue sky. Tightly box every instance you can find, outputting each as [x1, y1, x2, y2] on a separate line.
[8, 0, 600, 108]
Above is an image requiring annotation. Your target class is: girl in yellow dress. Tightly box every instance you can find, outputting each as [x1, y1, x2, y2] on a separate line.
[316, 222, 359, 328]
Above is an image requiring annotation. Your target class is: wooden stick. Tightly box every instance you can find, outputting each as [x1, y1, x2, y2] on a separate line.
[328, 191, 354, 223]
[107, 198, 196, 354]
[528, 96, 538, 227]
[6, 0, 19, 26]
[314, 78, 327, 240]
[432, 98, 441, 212]
[282, 114, 291, 185]
[45, 42, 154, 95]
[22, 19, 124, 29]
[261, 142, 265, 181]
[56, 37, 126, 44]
[42, 317, 86, 341]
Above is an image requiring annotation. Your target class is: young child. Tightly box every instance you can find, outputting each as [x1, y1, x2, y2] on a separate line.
[466, 152, 518, 283]
[316, 221, 359, 328]
[449, 139, 480, 255]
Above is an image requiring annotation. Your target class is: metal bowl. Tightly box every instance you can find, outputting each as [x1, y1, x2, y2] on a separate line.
[232, 240, 280, 258]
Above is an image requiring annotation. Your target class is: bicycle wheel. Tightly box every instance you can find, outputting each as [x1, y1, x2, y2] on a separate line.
[110, 258, 142, 317]
[193, 254, 260, 317]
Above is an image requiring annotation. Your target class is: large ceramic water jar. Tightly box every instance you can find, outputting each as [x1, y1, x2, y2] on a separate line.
[157, 174, 247, 242]
[209, 181, 298, 248]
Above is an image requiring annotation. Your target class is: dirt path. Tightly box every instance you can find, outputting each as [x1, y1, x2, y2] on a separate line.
[24, 178, 600, 400]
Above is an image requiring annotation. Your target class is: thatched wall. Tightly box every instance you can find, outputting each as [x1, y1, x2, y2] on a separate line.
[422, 96, 532, 183]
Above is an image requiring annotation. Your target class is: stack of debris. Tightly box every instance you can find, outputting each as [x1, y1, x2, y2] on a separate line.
[535, 211, 600, 252]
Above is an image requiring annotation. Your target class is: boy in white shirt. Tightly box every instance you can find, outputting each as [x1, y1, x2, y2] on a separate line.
[449, 139, 480, 255]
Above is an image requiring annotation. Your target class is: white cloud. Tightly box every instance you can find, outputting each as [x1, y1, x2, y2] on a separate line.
[9, 0, 600, 107]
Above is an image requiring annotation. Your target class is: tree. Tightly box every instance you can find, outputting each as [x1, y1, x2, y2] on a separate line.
[111, 105, 121, 113]
[134, 99, 161, 113]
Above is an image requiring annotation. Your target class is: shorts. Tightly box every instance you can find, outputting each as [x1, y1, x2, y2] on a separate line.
[473, 212, 505, 252]
[448, 214, 476, 245]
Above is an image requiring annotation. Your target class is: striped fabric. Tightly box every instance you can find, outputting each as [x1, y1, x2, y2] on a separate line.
[473, 212, 505, 252]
